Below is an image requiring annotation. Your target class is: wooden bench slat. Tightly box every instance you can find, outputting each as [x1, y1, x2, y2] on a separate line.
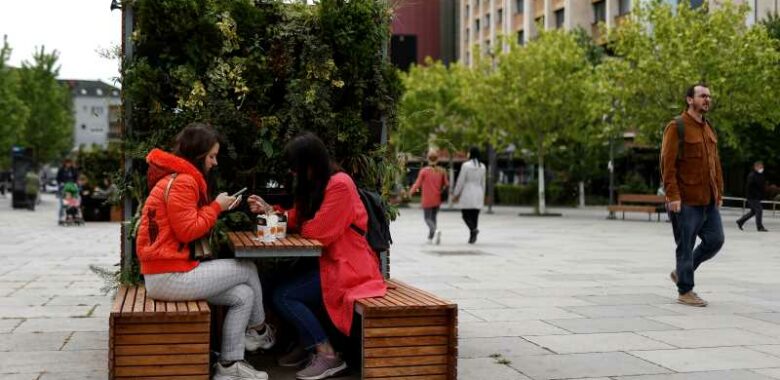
[114, 343, 210, 356]
[364, 364, 448, 378]
[197, 300, 210, 313]
[364, 376, 447, 380]
[115, 354, 209, 366]
[133, 286, 146, 314]
[364, 336, 450, 348]
[121, 286, 137, 315]
[112, 286, 129, 315]
[176, 301, 188, 314]
[117, 376, 201, 380]
[365, 316, 449, 328]
[365, 354, 449, 368]
[365, 345, 449, 358]
[114, 364, 209, 377]
[115, 333, 209, 345]
[115, 323, 210, 335]
[364, 326, 449, 338]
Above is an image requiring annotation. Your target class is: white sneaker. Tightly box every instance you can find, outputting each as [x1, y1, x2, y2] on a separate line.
[434, 230, 442, 245]
[213, 360, 268, 380]
[245, 324, 276, 352]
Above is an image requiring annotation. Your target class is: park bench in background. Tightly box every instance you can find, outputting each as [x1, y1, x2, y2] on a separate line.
[354, 279, 458, 380]
[608, 193, 666, 221]
[109, 285, 210, 379]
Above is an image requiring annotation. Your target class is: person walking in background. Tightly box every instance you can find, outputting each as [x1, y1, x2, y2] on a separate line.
[408, 151, 449, 245]
[453, 146, 486, 244]
[660, 83, 725, 307]
[737, 161, 768, 232]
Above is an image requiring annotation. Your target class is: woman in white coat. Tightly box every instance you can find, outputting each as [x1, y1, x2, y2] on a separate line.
[453, 146, 486, 244]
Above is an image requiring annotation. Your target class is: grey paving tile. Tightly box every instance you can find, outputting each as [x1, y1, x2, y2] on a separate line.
[459, 337, 551, 358]
[654, 302, 771, 315]
[749, 346, 780, 358]
[506, 352, 669, 380]
[612, 369, 777, 379]
[492, 295, 595, 308]
[459, 321, 570, 338]
[565, 305, 682, 318]
[630, 347, 780, 372]
[0, 319, 23, 333]
[546, 317, 681, 334]
[0, 350, 106, 373]
[458, 357, 532, 379]
[638, 329, 780, 348]
[753, 368, 780, 379]
[0, 374, 39, 380]
[39, 372, 108, 380]
[746, 313, 780, 325]
[0, 332, 70, 352]
[468, 307, 585, 321]
[648, 315, 775, 329]
[455, 297, 508, 310]
[525, 332, 675, 354]
[44, 295, 112, 306]
[61, 331, 107, 351]
[575, 294, 675, 306]
[14, 318, 107, 333]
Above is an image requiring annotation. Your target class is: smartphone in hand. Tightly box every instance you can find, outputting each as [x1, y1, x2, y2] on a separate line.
[229, 187, 248, 210]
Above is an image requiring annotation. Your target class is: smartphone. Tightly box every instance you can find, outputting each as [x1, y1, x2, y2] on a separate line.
[231, 187, 248, 198]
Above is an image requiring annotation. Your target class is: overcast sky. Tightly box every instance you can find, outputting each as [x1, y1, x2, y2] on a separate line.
[0, 1, 121, 85]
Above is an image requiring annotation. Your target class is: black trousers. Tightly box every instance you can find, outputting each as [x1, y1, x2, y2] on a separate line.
[461, 209, 480, 232]
[737, 199, 764, 229]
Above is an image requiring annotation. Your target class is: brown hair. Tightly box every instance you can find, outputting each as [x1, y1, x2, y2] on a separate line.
[172, 122, 220, 176]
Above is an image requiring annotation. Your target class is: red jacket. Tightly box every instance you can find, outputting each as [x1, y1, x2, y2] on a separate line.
[410, 165, 448, 208]
[287, 172, 387, 335]
[136, 149, 222, 275]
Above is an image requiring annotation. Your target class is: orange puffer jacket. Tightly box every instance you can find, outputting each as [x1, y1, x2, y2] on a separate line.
[135, 149, 222, 275]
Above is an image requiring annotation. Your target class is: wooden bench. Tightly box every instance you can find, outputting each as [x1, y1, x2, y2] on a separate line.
[607, 193, 666, 221]
[109, 285, 211, 379]
[355, 279, 458, 380]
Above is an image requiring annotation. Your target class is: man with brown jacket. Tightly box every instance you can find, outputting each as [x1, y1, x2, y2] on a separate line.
[660, 83, 725, 307]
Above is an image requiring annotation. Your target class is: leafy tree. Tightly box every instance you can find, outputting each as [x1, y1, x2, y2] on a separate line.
[606, 0, 780, 148]
[493, 30, 594, 214]
[15, 47, 73, 164]
[0, 36, 29, 169]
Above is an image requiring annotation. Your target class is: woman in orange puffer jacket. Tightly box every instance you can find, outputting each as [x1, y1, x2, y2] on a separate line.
[135, 123, 274, 380]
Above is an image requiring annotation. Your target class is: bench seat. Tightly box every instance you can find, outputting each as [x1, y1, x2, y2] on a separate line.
[109, 285, 211, 380]
[355, 279, 458, 380]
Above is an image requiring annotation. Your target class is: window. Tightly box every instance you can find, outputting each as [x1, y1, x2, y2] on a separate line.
[517, 30, 524, 45]
[91, 106, 104, 116]
[516, 0, 523, 14]
[466, 5, 470, 19]
[619, 0, 631, 15]
[555, 9, 565, 28]
[593, 0, 606, 23]
[81, 124, 86, 130]
[485, 14, 490, 27]
[80, 89, 87, 95]
[497, 9, 503, 25]
[476, 19, 480, 31]
[466, 28, 470, 42]
[476, 0, 479, 9]
[96, 88, 104, 96]
[688, 0, 704, 9]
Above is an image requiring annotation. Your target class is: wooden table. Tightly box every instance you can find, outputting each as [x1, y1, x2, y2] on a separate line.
[227, 231, 323, 258]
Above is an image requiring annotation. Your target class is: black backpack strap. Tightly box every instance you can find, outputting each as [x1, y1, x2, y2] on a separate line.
[350, 223, 366, 236]
[674, 116, 685, 160]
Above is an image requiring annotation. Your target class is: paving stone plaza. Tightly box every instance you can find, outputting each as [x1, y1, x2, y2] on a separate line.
[1, 193, 780, 379]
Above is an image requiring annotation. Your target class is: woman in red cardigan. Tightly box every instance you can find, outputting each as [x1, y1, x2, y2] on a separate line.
[248, 133, 387, 380]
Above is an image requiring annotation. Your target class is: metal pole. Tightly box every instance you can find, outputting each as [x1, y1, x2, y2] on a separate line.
[607, 134, 616, 219]
[120, 3, 135, 274]
[486, 142, 496, 214]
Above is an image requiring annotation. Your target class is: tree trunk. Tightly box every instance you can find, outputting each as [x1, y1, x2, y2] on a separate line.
[447, 155, 454, 208]
[579, 181, 586, 208]
[537, 148, 546, 215]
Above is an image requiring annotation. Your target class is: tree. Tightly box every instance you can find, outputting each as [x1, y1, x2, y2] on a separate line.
[15, 47, 73, 164]
[607, 1, 780, 148]
[493, 30, 594, 214]
[0, 36, 29, 169]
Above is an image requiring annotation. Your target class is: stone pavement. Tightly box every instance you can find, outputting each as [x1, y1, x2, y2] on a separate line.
[2, 193, 780, 379]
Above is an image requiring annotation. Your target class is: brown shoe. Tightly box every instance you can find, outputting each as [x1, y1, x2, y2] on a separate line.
[670, 270, 677, 285]
[677, 291, 707, 307]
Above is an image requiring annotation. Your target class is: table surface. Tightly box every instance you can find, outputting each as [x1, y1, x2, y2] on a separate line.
[227, 231, 323, 258]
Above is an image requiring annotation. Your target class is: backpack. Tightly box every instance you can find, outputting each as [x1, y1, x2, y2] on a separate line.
[350, 188, 393, 253]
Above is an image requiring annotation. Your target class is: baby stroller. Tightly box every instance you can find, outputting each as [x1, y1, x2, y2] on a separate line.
[59, 182, 84, 226]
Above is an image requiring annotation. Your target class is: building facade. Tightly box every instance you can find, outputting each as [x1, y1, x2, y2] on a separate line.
[60, 80, 121, 149]
[391, 0, 458, 69]
[459, 0, 779, 65]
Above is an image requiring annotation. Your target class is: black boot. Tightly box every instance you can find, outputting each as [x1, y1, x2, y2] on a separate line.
[468, 229, 479, 244]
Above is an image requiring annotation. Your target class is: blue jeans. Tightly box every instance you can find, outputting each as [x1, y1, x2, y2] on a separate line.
[272, 268, 328, 349]
[669, 202, 724, 294]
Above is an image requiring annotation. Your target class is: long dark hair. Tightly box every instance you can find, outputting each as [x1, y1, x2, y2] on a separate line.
[283, 132, 341, 221]
[173, 122, 220, 176]
[468, 146, 481, 163]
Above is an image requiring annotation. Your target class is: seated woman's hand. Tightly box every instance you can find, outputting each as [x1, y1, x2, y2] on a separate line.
[247, 194, 270, 214]
[215, 192, 237, 212]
